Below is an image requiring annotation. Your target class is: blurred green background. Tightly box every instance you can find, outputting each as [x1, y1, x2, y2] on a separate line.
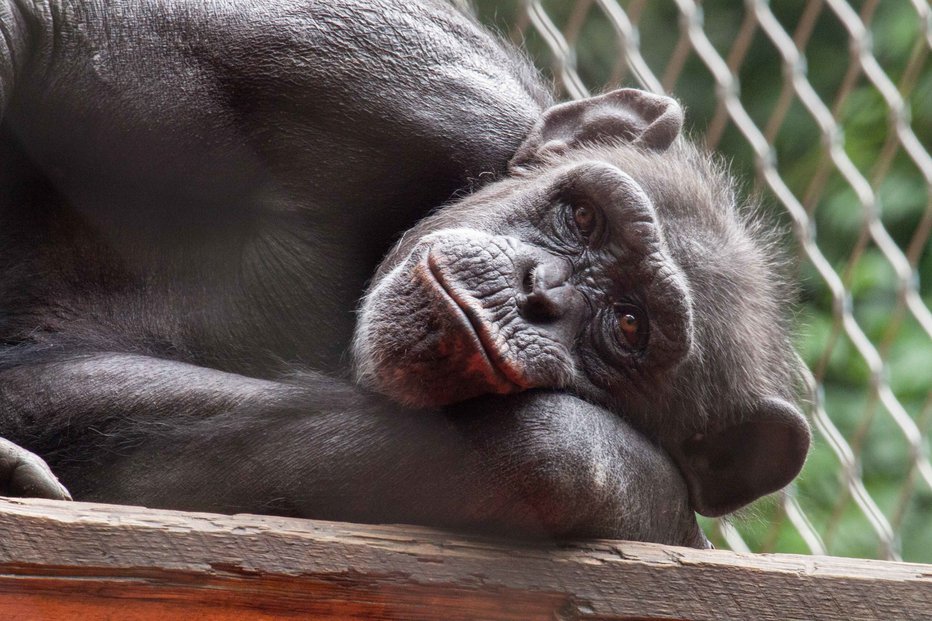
[474, 0, 932, 562]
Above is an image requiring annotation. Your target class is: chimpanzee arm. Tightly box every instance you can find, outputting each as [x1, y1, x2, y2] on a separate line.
[2, 0, 546, 239]
[0, 351, 706, 547]
[0, 1, 37, 115]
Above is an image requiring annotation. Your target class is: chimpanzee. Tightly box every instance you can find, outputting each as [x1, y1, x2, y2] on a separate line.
[355, 90, 810, 517]
[0, 0, 807, 548]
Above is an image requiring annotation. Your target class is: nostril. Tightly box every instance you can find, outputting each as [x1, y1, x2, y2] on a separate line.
[518, 288, 565, 323]
[518, 293, 545, 322]
[520, 264, 536, 295]
[516, 259, 576, 324]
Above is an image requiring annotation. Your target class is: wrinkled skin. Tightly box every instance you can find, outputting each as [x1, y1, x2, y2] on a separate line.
[0, 0, 714, 547]
[356, 163, 692, 406]
[356, 91, 811, 517]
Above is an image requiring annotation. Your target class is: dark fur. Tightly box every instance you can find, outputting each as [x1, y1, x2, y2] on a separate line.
[355, 120, 810, 516]
[0, 0, 714, 546]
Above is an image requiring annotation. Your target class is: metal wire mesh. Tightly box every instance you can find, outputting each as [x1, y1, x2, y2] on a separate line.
[474, 0, 932, 562]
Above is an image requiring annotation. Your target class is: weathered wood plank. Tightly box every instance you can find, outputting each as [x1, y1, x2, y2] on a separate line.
[0, 497, 929, 620]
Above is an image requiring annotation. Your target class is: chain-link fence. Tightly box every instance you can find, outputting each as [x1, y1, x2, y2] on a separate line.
[472, 0, 932, 563]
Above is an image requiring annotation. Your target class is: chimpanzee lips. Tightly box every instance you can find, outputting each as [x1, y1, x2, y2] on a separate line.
[355, 231, 578, 407]
[423, 251, 528, 394]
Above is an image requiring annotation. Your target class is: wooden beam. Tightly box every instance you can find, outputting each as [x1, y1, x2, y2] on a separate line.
[0, 497, 928, 620]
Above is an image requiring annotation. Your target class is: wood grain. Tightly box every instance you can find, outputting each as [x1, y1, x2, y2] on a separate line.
[0, 497, 929, 620]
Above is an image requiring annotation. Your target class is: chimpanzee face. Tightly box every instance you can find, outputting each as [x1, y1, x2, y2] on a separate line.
[354, 158, 693, 410]
[354, 90, 810, 517]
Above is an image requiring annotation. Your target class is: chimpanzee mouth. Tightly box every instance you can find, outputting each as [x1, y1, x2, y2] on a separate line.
[424, 251, 528, 394]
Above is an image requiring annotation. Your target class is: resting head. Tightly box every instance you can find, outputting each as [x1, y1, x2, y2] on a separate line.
[353, 89, 810, 517]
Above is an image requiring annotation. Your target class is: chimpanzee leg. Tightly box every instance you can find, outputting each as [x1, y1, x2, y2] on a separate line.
[0, 350, 705, 546]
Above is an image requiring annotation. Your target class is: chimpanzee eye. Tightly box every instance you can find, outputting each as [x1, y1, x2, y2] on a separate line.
[559, 197, 604, 249]
[570, 202, 604, 246]
[613, 303, 648, 350]
[573, 204, 595, 238]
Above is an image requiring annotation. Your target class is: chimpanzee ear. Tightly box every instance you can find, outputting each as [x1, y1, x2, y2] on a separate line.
[674, 398, 810, 517]
[510, 88, 684, 169]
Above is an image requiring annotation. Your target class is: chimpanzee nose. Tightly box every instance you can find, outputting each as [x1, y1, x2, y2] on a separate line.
[517, 259, 575, 323]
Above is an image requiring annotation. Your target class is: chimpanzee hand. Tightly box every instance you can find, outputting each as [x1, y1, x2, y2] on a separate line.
[0, 438, 71, 500]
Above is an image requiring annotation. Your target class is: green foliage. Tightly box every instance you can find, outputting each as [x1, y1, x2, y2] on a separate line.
[473, 0, 931, 562]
